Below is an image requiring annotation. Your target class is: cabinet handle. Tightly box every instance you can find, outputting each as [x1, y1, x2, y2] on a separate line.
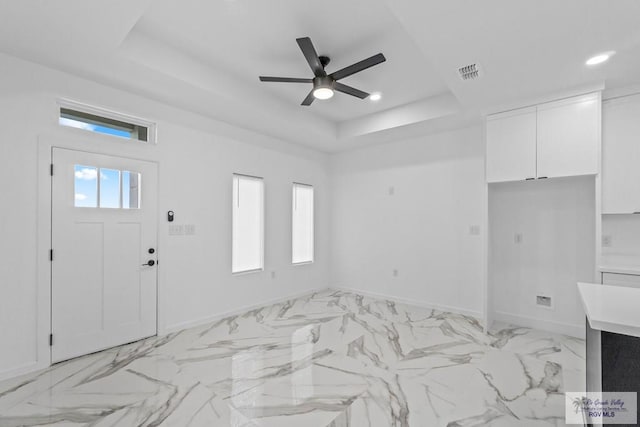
[538, 176, 548, 179]
[525, 177, 535, 181]
[633, 212, 640, 215]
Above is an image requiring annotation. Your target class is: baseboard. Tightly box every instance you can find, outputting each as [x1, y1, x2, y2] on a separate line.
[331, 286, 484, 321]
[492, 310, 585, 339]
[160, 287, 325, 335]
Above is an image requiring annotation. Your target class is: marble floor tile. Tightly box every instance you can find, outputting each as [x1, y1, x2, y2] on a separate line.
[0, 289, 585, 426]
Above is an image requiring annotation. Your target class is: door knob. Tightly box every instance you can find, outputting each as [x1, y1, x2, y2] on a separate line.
[142, 260, 156, 267]
[148, 248, 155, 254]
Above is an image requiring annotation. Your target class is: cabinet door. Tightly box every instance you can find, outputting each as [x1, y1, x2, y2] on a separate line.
[537, 93, 600, 179]
[602, 94, 640, 214]
[486, 107, 537, 183]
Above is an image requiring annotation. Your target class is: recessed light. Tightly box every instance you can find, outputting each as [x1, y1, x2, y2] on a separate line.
[586, 51, 615, 66]
[369, 92, 382, 101]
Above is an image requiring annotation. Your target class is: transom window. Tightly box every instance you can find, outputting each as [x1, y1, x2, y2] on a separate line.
[74, 165, 141, 209]
[58, 100, 156, 143]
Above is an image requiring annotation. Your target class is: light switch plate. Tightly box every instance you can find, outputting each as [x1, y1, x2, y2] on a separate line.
[168, 225, 184, 236]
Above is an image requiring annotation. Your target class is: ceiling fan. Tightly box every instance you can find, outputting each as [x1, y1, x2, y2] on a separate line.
[259, 37, 386, 106]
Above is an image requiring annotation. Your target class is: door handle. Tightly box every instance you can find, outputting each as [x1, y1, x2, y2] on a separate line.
[142, 260, 156, 267]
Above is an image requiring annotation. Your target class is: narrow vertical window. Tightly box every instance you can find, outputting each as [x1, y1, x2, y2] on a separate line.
[292, 183, 314, 264]
[122, 171, 141, 209]
[99, 168, 121, 209]
[232, 174, 264, 273]
[74, 165, 98, 208]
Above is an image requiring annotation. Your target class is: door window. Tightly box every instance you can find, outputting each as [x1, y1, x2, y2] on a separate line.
[74, 164, 141, 209]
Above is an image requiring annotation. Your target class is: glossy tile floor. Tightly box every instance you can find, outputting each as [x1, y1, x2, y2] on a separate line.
[0, 290, 585, 426]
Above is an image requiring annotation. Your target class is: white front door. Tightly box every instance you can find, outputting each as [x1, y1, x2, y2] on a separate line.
[51, 148, 158, 362]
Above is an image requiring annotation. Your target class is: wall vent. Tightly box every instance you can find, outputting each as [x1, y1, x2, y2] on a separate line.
[458, 63, 481, 81]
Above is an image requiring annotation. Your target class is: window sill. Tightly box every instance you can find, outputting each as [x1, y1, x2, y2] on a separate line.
[232, 268, 264, 276]
[292, 261, 314, 266]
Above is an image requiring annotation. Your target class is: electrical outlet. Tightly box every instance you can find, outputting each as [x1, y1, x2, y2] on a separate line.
[388, 186, 395, 196]
[271, 271, 276, 279]
[514, 233, 523, 244]
[469, 225, 480, 235]
[536, 295, 553, 309]
[602, 235, 612, 247]
[393, 269, 398, 277]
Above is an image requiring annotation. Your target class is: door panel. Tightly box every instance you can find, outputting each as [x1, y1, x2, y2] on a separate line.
[51, 148, 158, 363]
[105, 222, 142, 327]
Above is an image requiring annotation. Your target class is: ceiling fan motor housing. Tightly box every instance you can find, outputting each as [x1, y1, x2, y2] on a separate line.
[313, 75, 335, 90]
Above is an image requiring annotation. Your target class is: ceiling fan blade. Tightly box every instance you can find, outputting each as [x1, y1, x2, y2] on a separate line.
[259, 76, 313, 83]
[301, 90, 315, 106]
[296, 37, 326, 77]
[330, 53, 386, 81]
[334, 82, 369, 99]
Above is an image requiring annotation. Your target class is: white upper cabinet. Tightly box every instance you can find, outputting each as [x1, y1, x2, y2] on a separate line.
[486, 92, 600, 183]
[486, 107, 537, 183]
[537, 93, 600, 179]
[602, 94, 640, 214]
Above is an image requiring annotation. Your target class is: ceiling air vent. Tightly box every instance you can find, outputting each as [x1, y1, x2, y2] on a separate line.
[458, 63, 481, 81]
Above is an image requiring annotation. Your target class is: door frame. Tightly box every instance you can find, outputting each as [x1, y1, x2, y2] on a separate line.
[36, 129, 162, 372]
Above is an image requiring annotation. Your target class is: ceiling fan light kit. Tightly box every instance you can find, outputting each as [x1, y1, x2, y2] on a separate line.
[259, 37, 386, 106]
[312, 76, 335, 100]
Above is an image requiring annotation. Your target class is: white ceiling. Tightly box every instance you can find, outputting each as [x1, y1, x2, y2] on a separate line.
[136, 0, 448, 123]
[1, 0, 640, 152]
[384, 0, 640, 110]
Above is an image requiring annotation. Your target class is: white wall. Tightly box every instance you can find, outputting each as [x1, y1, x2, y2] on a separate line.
[0, 53, 330, 379]
[602, 215, 640, 265]
[329, 126, 486, 317]
[488, 177, 595, 337]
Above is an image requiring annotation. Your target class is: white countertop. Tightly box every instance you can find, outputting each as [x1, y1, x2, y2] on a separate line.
[578, 282, 640, 338]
